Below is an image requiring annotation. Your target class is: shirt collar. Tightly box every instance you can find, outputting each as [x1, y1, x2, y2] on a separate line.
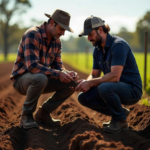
[105, 33, 111, 48]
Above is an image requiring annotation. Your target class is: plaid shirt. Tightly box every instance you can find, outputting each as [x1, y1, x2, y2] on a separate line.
[10, 22, 63, 80]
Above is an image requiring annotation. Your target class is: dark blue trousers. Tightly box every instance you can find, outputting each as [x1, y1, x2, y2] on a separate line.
[78, 82, 142, 121]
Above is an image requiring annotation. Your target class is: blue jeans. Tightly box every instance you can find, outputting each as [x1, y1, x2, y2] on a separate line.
[78, 82, 142, 121]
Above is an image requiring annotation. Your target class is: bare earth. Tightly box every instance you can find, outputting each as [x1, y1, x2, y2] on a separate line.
[0, 62, 150, 150]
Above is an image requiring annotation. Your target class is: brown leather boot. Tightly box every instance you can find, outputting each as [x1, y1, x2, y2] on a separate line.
[20, 112, 39, 129]
[34, 106, 61, 126]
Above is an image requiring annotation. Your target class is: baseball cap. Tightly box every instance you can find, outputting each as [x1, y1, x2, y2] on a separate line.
[79, 15, 105, 37]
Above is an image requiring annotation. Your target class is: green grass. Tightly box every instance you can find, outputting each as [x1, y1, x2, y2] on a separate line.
[141, 98, 150, 106]
[0, 53, 17, 62]
[62, 53, 93, 74]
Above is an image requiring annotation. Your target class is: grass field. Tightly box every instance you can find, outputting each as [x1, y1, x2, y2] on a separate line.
[0, 52, 150, 85]
[0, 53, 17, 62]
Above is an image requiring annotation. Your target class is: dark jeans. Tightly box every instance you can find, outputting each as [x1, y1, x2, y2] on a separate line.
[78, 82, 142, 121]
[13, 73, 77, 114]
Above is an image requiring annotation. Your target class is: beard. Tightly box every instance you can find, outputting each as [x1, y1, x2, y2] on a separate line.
[53, 34, 62, 40]
[51, 28, 62, 40]
[90, 32, 102, 47]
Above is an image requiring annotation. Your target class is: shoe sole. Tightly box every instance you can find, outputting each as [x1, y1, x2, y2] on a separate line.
[103, 127, 129, 134]
[35, 119, 61, 127]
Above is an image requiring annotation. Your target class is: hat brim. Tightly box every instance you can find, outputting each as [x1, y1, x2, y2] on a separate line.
[57, 22, 74, 33]
[45, 13, 74, 33]
[79, 28, 93, 37]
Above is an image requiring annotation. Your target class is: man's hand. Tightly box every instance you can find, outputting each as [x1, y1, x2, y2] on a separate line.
[59, 71, 73, 83]
[75, 79, 91, 92]
[62, 70, 79, 81]
[68, 71, 79, 81]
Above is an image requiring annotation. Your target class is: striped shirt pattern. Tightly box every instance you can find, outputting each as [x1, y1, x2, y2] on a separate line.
[10, 22, 63, 80]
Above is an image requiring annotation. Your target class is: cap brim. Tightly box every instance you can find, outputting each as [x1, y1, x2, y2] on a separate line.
[79, 28, 93, 37]
[44, 13, 74, 33]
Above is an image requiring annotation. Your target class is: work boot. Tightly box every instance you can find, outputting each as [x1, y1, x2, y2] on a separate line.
[103, 107, 130, 127]
[103, 120, 129, 133]
[34, 106, 61, 126]
[20, 112, 39, 129]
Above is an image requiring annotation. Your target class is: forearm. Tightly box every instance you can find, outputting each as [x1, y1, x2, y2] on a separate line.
[87, 74, 92, 80]
[27, 62, 60, 79]
[60, 65, 66, 71]
[87, 74, 98, 80]
[90, 72, 119, 87]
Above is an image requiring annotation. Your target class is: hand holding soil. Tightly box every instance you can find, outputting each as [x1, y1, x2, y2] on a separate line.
[59, 71, 73, 83]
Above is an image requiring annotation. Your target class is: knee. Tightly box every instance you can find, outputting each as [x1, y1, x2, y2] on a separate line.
[98, 83, 111, 96]
[32, 73, 48, 87]
[78, 92, 87, 105]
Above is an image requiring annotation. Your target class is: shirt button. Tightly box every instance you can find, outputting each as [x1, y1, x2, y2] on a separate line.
[99, 62, 101, 64]
[104, 62, 105, 63]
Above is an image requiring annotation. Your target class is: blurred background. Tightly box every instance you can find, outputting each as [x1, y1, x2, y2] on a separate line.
[0, 0, 150, 95]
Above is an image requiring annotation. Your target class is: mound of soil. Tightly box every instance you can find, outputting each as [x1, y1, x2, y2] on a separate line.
[0, 62, 150, 150]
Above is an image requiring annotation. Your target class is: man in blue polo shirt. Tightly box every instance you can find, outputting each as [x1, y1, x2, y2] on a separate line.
[75, 16, 142, 133]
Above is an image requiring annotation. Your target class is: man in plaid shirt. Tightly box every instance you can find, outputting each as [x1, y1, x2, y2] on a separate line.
[10, 9, 78, 129]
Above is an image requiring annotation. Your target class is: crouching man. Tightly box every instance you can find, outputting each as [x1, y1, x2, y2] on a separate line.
[75, 16, 142, 133]
[10, 9, 78, 129]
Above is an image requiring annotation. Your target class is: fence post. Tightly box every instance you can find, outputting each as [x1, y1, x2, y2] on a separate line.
[144, 31, 148, 90]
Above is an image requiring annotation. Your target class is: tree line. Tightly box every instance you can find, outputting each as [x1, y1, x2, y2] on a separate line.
[0, 0, 150, 60]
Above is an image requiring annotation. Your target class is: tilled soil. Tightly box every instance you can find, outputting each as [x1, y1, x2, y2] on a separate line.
[0, 62, 150, 150]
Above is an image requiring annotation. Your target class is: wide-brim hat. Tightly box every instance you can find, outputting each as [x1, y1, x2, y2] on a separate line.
[79, 15, 105, 37]
[45, 9, 74, 33]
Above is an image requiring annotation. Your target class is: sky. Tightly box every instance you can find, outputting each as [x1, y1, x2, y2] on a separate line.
[10, 0, 150, 40]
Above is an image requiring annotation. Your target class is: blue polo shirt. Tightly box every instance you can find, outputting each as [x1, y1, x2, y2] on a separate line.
[93, 33, 142, 92]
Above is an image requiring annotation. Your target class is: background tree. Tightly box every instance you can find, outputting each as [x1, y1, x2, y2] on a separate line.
[116, 27, 141, 52]
[136, 11, 150, 51]
[0, 0, 31, 60]
[75, 37, 92, 52]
